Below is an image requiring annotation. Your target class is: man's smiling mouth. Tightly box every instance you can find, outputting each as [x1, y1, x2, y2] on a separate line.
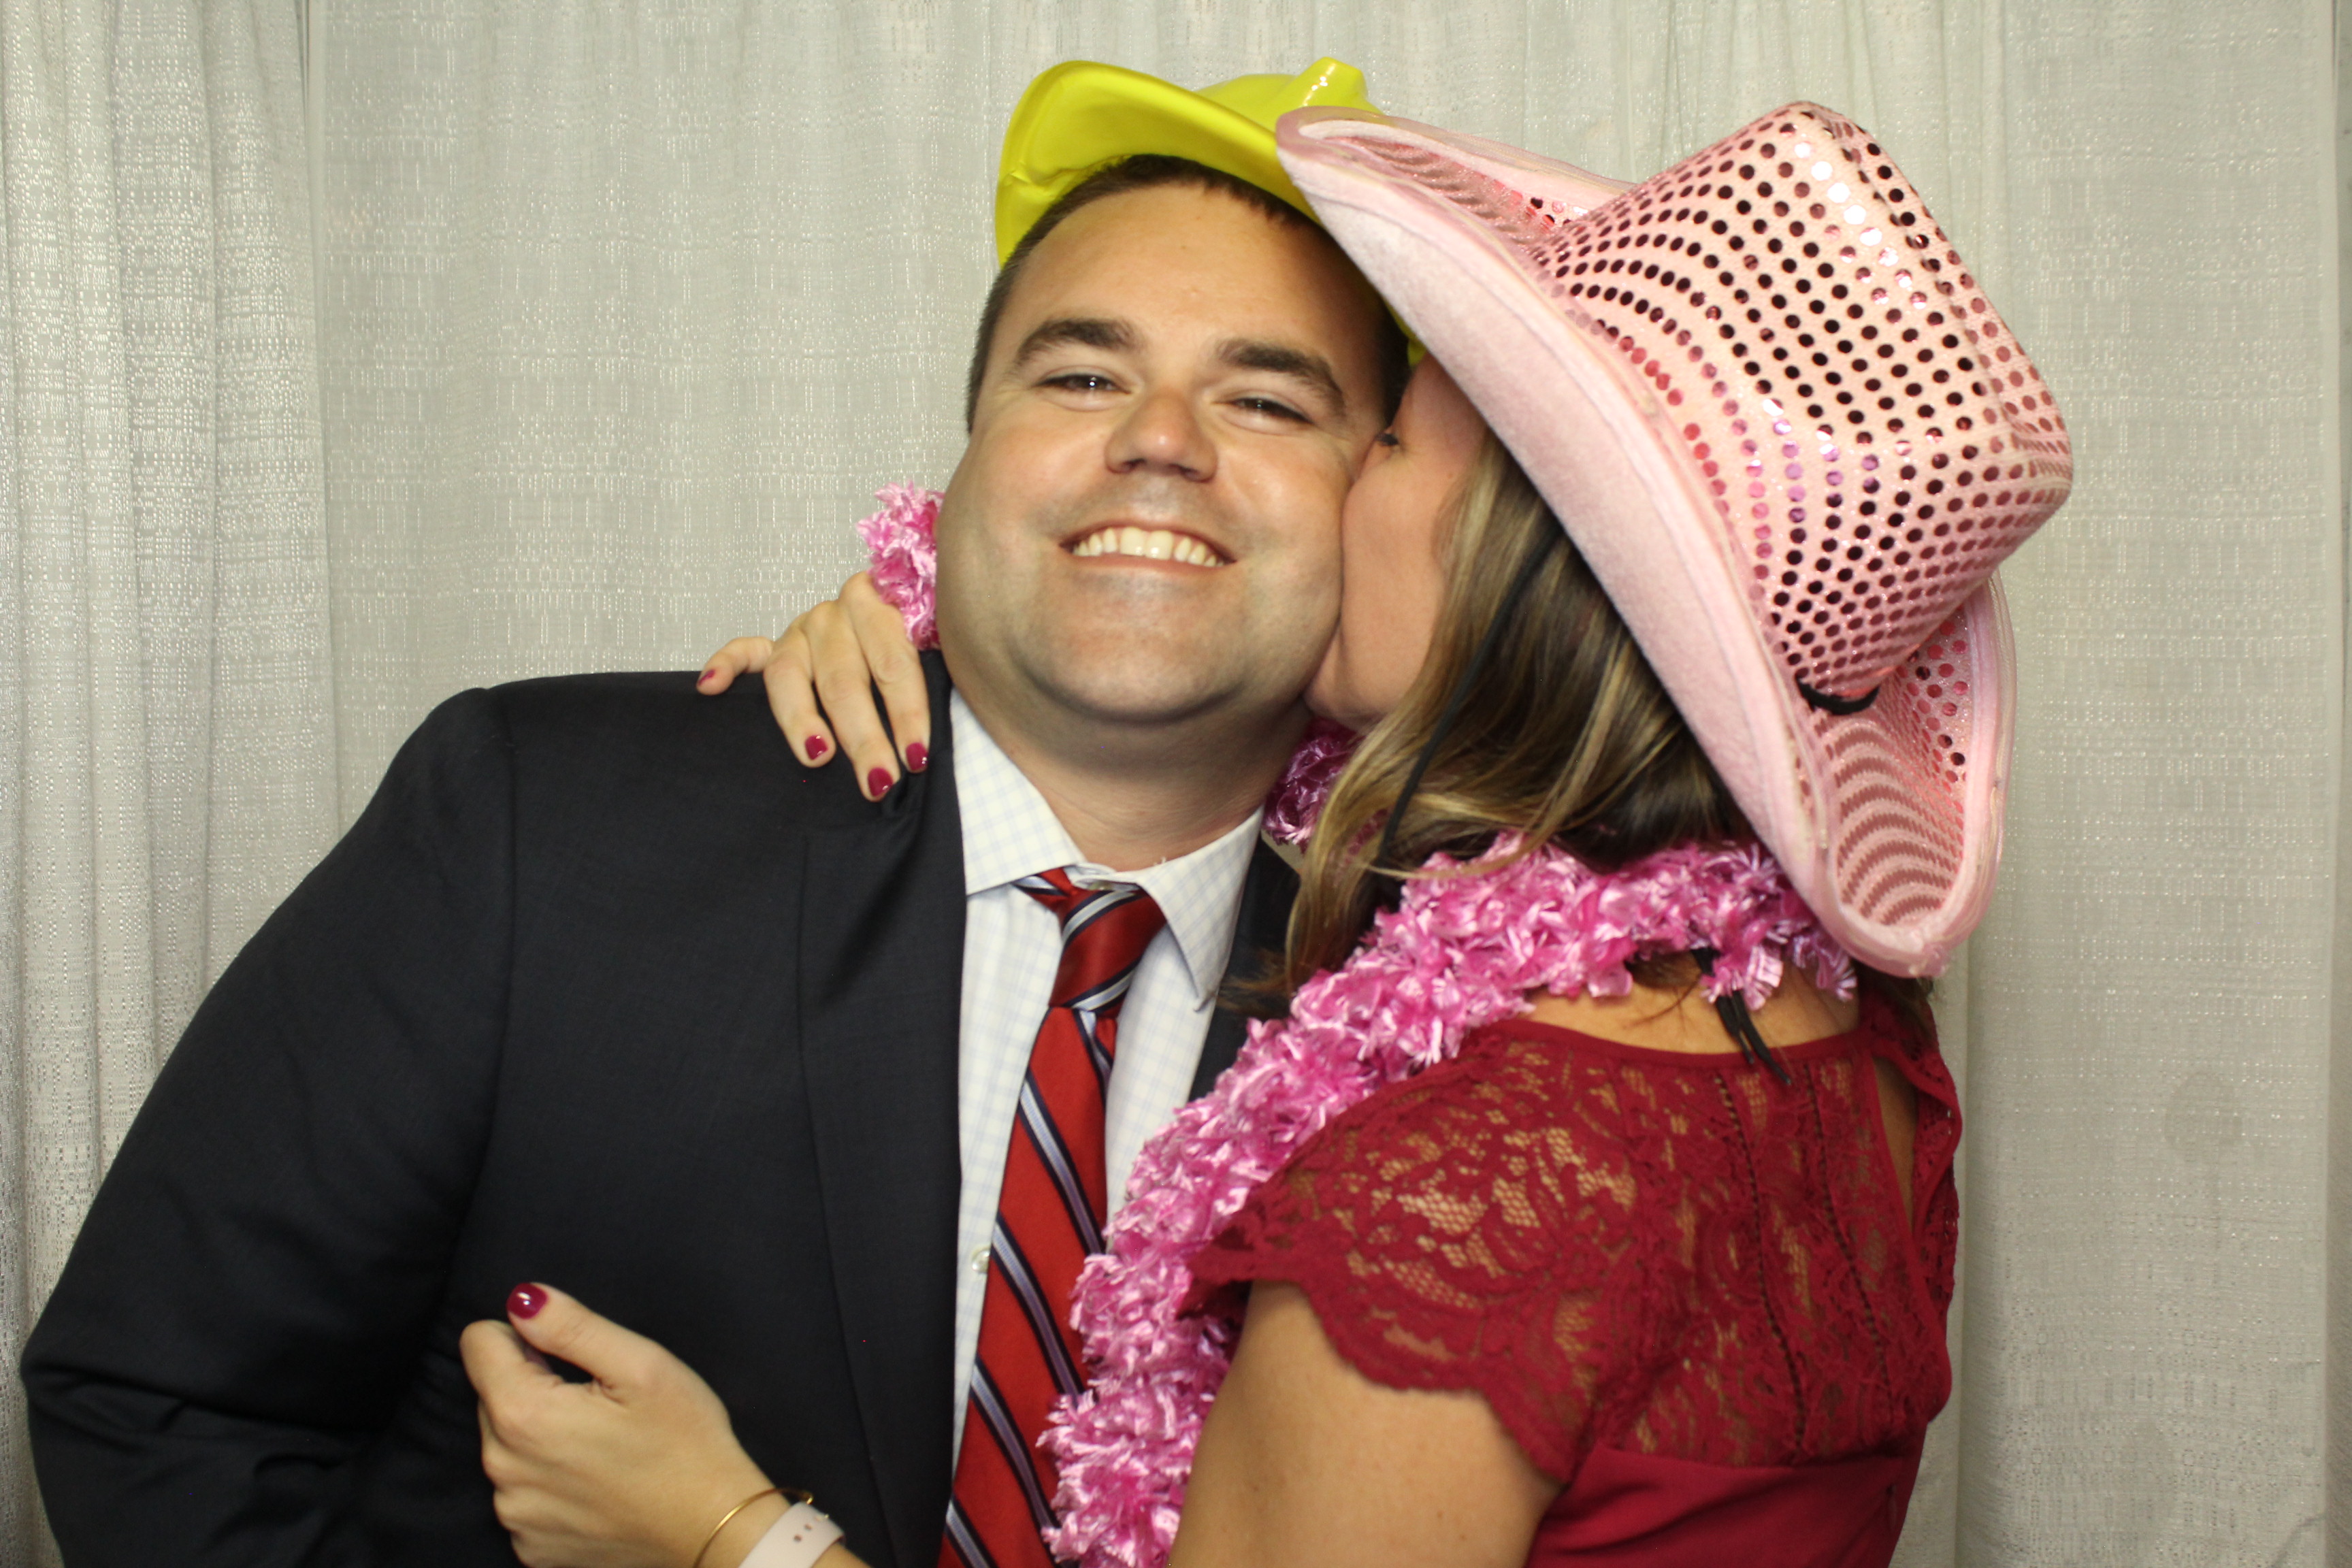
[1066, 525, 1227, 568]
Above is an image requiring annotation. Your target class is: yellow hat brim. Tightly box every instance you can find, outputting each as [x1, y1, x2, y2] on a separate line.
[995, 59, 1378, 265]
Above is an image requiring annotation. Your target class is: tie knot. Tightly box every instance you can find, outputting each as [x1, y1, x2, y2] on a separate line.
[1017, 869, 1167, 1013]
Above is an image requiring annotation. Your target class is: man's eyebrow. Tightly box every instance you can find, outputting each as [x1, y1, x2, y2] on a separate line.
[1217, 338, 1348, 416]
[1009, 316, 1138, 370]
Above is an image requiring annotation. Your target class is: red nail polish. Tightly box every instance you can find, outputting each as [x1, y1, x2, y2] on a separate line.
[508, 1283, 546, 1319]
[906, 740, 929, 773]
[806, 736, 828, 760]
[868, 767, 894, 798]
[697, 668, 717, 687]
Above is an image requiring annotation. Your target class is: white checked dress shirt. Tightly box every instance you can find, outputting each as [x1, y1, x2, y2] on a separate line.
[946, 691, 1262, 1445]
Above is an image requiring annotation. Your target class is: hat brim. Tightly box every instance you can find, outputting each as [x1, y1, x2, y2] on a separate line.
[1279, 110, 2014, 974]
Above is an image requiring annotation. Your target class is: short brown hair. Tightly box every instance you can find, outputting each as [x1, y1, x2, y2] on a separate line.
[964, 154, 1410, 427]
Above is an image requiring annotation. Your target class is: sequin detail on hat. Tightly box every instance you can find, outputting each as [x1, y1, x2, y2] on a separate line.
[1296, 103, 2069, 965]
[1322, 106, 2068, 710]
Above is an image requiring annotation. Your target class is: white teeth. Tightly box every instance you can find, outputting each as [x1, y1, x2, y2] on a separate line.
[1071, 526, 1223, 567]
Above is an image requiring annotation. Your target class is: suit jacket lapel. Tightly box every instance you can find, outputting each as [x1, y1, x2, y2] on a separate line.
[1187, 838, 1300, 1100]
[799, 657, 964, 1568]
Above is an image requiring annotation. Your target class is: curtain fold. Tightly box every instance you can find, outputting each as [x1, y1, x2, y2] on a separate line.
[1963, 2, 2337, 1559]
[0, 0, 331, 1557]
[0, 2, 2338, 1563]
[2330, 12, 2351, 1563]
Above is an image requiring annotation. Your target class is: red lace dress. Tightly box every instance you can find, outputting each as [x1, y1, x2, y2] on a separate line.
[1188, 991, 1959, 1567]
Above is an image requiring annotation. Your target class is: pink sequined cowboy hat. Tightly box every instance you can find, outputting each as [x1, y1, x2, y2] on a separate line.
[1277, 104, 2071, 975]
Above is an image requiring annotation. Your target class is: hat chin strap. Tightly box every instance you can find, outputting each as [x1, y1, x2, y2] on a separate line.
[1795, 679, 1881, 717]
[1690, 946, 1795, 1085]
[1375, 525, 1563, 875]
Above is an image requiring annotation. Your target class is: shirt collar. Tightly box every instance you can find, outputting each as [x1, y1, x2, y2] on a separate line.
[952, 691, 1264, 1009]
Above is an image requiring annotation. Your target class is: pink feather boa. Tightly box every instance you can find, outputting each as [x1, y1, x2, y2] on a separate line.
[854, 486, 1354, 844]
[854, 487, 1851, 1564]
[855, 483, 942, 651]
[1041, 838, 1852, 1567]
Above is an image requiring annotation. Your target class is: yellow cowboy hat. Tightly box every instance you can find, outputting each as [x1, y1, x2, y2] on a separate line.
[994, 58, 1379, 264]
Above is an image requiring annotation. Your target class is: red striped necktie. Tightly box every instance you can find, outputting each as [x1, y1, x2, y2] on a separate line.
[942, 869, 1167, 1568]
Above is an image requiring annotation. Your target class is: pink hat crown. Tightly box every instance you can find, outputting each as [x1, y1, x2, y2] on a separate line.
[1280, 103, 2072, 971]
[1532, 106, 2065, 700]
[1338, 105, 2070, 706]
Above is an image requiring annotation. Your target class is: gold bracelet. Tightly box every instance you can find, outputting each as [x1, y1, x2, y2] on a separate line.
[690, 1485, 792, 1568]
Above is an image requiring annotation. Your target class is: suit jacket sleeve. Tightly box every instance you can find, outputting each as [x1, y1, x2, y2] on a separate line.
[21, 687, 519, 1566]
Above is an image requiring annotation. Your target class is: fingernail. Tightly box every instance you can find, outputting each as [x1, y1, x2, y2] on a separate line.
[905, 740, 929, 773]
[868, 767, 894, 798]
[697, 668, 717, 687]
[508, 1283, 546, 1320]
[806, 736, 829, 760]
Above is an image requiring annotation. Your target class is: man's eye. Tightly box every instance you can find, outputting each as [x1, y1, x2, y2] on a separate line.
[1233, 396, 1308, 423]
[1374, 431, 1401, 447]
[1044, 373, 1120, 393]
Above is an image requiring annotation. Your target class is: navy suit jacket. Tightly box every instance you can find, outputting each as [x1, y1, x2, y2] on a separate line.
[22, 653, 1294, 1566]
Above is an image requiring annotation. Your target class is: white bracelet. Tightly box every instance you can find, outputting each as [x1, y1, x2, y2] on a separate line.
[738, 1499, 845, 1568]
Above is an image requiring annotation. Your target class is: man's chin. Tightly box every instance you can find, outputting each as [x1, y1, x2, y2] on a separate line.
[1025, 655, 1309, 736]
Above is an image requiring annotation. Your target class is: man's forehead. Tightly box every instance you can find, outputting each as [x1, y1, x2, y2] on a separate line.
[1007, 185, 1373, 357]
[1027, 184, 1343, 293]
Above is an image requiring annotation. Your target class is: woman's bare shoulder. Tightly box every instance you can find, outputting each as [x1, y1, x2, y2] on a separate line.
[1522, 967, 1861, 1054]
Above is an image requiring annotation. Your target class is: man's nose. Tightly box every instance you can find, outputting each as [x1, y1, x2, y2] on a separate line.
[1106, 389, 1216, 482]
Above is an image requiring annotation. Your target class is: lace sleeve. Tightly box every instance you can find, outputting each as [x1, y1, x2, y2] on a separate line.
[1871, 1011, 1962, 1315]
[1186, 1040, 1686, 1484]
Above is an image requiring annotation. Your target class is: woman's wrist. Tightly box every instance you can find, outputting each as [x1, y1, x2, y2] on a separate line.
[696, 1487, 792, 1568]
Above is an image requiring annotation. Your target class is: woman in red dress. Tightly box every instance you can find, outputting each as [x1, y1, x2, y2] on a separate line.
[462, 98, 2068, 1568]
[1116, 99, 2068, 1568]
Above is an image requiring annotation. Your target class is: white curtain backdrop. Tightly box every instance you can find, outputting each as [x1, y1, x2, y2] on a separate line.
[0, 0, 334, 1557]
[0, 0, 2339, 1563]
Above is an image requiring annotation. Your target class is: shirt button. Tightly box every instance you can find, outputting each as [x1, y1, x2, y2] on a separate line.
[970, 1245, 992, 1274]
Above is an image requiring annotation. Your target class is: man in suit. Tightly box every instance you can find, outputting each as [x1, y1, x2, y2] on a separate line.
[21, 62, 1406, 1568]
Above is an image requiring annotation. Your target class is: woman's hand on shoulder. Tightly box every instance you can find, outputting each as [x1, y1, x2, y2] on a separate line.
[697, 571, 931, 802]
[1170, 1283, 1557, 1568]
